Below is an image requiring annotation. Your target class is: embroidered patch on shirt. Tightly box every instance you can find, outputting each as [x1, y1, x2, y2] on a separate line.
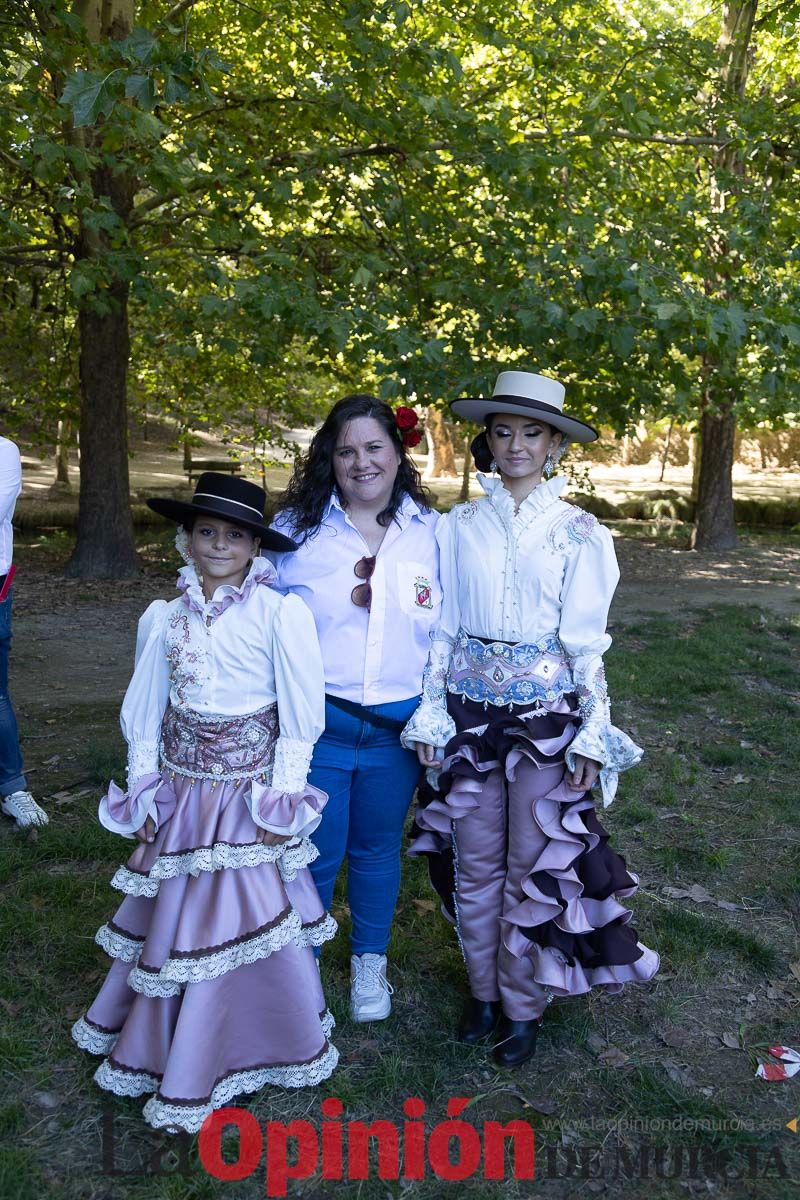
[414, 577, 433, 608]
[457, 501, 479, 523]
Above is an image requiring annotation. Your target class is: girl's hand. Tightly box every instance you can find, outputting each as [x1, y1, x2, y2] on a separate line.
[255, 828, 292, 846]
[135, 816, 156, 844]
[568, 755, 602, 792]
[415, 742, 442, 770]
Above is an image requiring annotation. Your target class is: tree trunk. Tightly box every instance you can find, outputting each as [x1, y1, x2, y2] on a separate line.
[690, 386, 739, 550]
[689, 430, 701, 502]
[658, 419, 673, 483]
[459, 433, 471, 502]
[67, 278, 139, 576]
[55, 420, 71, 486]
[65, 0, 140, 577]
[423, 409, 458, 479]
[692, 2, 757, 551]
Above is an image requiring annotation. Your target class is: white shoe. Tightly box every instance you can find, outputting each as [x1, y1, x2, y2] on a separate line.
[350, 953, 394, 1023]
[1, 790, 49, 828]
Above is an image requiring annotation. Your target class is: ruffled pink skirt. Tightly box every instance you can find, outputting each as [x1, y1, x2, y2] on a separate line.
[72, 772, 337, 1132]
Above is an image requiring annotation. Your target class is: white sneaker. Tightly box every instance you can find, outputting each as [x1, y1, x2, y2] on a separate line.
[350, 953, 394, 1023]
[1, 790, 49, 828]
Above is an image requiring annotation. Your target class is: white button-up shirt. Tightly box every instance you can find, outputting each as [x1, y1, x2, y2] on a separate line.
[120, 557, 325, 791]
[272, 492, 441, 705]
[0, 437, 21, 576]
[435, 473, 617, 656]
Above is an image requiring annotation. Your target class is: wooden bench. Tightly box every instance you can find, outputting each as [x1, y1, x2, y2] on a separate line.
[184, 445, 243, 484]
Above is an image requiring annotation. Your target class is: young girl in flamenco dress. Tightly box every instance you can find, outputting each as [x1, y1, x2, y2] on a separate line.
[71, 474, 338, 1132]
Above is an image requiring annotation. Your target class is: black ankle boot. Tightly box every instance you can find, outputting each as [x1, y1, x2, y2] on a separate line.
[457, 997, 501, 1044]
[492, 1016, 541, 1066]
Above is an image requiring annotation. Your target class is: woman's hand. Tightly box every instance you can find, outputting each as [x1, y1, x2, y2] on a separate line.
[135, 815, 156, 844]
[415, 742, 442, 770]
[255, 827, 292, 846]
[568, 755, 602, 792]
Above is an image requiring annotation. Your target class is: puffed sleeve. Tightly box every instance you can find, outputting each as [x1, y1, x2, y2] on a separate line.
[246, 592, 328, 837]
[558, 520, 642, 806]
[98, 599, 175, 838]
[400, 509, 459, 755]
[0, 440, 21, 526]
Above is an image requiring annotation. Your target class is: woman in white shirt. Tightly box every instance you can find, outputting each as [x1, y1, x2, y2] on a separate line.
[72, 474, 337, 1131]
[404, 372, 658, 1067]
[272, 395, 440, 1023]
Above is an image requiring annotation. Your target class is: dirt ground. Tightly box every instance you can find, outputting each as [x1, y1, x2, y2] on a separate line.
[10, 533, 799, 716]
[4, 528, 799, 1200]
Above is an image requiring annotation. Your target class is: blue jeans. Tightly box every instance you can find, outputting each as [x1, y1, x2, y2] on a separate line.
[0, 588, 27, 796]
[308, 695, 421, 956]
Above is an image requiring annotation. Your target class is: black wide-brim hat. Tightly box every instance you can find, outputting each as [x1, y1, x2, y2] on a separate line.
[147, 472, 297, 553]
[450, 370, 598, 443]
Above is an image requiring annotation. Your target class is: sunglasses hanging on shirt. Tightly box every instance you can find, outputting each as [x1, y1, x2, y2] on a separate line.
[351, 556, 376, 610]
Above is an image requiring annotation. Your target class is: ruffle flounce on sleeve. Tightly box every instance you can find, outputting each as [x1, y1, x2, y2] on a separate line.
[400, 701, 457, 753]
[566, 723, 643, 807]
[98, 773, 178, 839]
[246, 778, 328, 839]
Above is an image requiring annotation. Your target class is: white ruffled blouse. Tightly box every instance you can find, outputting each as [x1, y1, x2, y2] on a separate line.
[401, 474, 642, 805]
[110, 556, 326, 832]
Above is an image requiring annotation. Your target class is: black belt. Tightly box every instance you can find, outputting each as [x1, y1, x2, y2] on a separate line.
[324, 693, 407, 733]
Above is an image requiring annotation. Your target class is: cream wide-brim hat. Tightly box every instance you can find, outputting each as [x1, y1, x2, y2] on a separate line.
[450, 370, 598, 443]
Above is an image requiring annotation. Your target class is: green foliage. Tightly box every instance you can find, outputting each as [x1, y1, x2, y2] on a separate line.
[0, 0, 799, 461]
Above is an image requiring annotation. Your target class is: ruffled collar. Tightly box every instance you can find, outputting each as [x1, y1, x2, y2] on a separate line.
[477, 473, 567, 525]
[177, 554, 278, 619]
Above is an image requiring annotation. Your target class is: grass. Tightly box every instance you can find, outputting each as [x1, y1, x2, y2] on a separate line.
[2, 600, 799, 1199]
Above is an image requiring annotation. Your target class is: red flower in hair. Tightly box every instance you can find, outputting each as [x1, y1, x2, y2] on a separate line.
[394, 405, 418, 431]
[403, 428, 423, 449]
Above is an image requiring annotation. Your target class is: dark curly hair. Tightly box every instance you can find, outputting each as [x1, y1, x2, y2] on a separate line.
[276, 394, 432, 540]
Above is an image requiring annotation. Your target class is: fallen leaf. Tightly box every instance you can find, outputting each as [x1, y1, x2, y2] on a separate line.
[598, 1046, 629, 1068]
[732, 774, 750, 785]
[33, 1091, 61, 1111]
[663, 883, 743, 910]
[789, 962, 800, 985]
[719, 1032, 740, 1050]
[662, 1059, 695, 1089]
[659, 1025, 693, 1051]
[412, 899, 436, 913]
[664, 883, 713, 903]
[586, 1033, 607, 1056]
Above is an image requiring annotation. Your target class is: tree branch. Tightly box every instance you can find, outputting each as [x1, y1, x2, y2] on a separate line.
[160, 0, 202, 25]
[0, 242, 66, 254]
[754, 0, 800, 28]
[129, 142, 416, 224]
[524, 127, 728, 148]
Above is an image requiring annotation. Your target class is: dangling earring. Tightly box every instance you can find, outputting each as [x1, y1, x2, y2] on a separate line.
[543, 453, 555, 479]
[489, 459, 497, 474]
